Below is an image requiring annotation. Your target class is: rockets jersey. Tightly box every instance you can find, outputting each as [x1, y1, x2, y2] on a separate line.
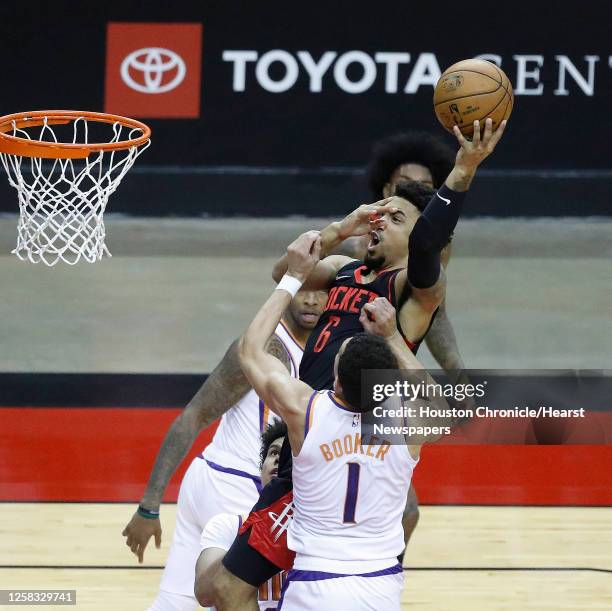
[288, 390, 418, 574]
[202, 320, 304, 476]
[299, 260, 419, 391]
[200, 512, 286, 610]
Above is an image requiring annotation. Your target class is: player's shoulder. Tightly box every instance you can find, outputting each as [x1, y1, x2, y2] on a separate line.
[200, 512, 244, 550]
[328, 256, 361, 278]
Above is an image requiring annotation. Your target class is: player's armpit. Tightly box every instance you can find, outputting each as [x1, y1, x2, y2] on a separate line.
[265, 371, 313, 455]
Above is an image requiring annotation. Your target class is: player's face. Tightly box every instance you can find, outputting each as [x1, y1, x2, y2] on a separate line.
[383, 163, 434, 196]
[288, 290, 327, 330]
[364, 197, 420, 270]
[261, 437, 284, 486]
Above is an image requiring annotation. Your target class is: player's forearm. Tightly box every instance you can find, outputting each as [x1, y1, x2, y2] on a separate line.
[272, 222, 342, 283]
[424, 303, 467, 381]
[445, 164, 476, 192]
[140, 340, 254, 509]
[140, 409, 201, 510]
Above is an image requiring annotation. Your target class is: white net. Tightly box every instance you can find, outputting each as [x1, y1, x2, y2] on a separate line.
[0, 115, 150, 265]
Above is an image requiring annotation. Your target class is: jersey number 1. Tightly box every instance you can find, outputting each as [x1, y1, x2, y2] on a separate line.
[343, 462, 361, 523]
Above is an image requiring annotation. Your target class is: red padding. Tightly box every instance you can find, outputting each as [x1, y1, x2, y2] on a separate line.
[1, 407, 611, 505]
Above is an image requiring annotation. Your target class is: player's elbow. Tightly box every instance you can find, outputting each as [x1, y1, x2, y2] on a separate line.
[194, 555, 216, 606]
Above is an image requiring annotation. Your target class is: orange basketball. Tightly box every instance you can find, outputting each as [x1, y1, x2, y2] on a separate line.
[434, 59, 513, 138]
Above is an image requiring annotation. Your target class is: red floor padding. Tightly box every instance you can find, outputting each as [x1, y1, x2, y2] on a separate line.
[2, 407, 612, 505]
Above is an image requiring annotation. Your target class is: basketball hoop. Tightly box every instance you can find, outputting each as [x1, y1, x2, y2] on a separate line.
[0, 110, 151, 265]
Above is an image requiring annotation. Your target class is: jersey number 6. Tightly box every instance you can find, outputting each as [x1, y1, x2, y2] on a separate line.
[313, 315, 341, 353]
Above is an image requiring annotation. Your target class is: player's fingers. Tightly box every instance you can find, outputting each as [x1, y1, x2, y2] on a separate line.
[452, 125, 467, 147]
[483, 117, 493, 142]
[472, 120, 481, 144]
[137, 545, 144, 564]
[121, 526, 128, 537]
[489, 119, 508, 147]
[155, 530, 162, 549]
[310, 235, 322, 258]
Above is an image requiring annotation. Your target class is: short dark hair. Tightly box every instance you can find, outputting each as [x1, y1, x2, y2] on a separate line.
[260, 419, 287, 468]
[338, 333, 399, 412]
[367, 131, 455, 198]
[393, 179, 436, 213]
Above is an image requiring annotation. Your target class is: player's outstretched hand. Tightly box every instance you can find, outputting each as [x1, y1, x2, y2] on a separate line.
[286, 230, 322, 282]
[360, 297, 398, 338]
[122, 511, 162, 564]
[338, 198, 397, 239]
[453, 118, 507, 170]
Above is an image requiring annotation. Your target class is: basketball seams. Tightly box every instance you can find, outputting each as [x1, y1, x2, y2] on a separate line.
[434, 71, 502, 106]
[457, 91, 511, 133]
[492, 63, 513, 97]
[434, 83, 503, 108]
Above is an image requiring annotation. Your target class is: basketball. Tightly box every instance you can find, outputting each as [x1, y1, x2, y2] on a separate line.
[434, 59, 514, 138]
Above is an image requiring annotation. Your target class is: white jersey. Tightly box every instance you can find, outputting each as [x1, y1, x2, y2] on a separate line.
[203, 320, 304, 475]
[288, 390, 418, 574]
[200, 512, 287, 611]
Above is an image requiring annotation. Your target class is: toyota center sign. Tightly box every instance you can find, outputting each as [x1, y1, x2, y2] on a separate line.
[105, 23, 202, 118]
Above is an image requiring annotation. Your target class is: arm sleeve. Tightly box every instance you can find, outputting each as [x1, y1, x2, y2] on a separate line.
[200, 513, 242, 551]
[408, 185, 467, 289]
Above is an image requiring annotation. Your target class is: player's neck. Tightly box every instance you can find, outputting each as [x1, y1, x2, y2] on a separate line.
[281, 314, 310, 346]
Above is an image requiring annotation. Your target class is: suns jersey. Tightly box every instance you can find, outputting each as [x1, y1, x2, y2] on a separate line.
[288, 390, 418, 574]
[202, 320, 304, 475]
[299, 260, 419, 391]
[200, 512, 287, 610]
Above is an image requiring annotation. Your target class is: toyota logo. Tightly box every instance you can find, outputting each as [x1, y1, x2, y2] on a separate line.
[120, 47, 186, 94]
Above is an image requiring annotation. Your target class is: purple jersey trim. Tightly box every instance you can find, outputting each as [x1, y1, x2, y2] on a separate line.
[327, 390, 356, 413]
[303, 390, 319, 439]
[199, 457, 263, 493]
[277, 563, 402, 609]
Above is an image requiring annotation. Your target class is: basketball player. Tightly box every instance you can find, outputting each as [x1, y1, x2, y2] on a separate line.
[215, 119, 507, 610]
[121, 290, 326, 611]
[364, 131, 467, 546]
[216, 231, 438, 609]
[195, 420, 288, 610]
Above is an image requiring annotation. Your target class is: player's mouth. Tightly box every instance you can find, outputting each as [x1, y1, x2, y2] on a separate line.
[367, 230, 381, 252]
[271, 468, 278, 477]
[300, 311, 319, 324]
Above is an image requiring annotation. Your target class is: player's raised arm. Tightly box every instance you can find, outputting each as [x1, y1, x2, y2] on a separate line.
[271, 198, 397, 288]
[240, 232, 321, 453]
[397, 118, 507, 318]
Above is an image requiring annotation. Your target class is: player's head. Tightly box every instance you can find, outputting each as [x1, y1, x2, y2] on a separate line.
[367, 131, 455, 198]
[333, 333, 398, 412]
[364, 180, 436, 272]
[260, 419, 287, 486]
[284, 290, 327, 331]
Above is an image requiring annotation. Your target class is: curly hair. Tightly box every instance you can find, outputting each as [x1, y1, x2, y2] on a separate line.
[260, 419, 288, 468]
[366, 131, 455, 198]
[338, 333, 399, 412]
[393, 179, 436, 213]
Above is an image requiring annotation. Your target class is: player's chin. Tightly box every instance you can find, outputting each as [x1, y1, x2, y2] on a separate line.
[364, 252, 385, 271]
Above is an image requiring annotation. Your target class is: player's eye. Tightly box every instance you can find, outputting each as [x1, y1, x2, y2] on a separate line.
[392, 215, 402, 224]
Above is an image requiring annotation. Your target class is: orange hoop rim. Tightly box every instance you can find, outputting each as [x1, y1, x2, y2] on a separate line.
[0, 110, 151, 159]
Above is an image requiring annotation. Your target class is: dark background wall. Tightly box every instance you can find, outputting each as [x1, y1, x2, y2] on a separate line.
[0, 0, 610, 216]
